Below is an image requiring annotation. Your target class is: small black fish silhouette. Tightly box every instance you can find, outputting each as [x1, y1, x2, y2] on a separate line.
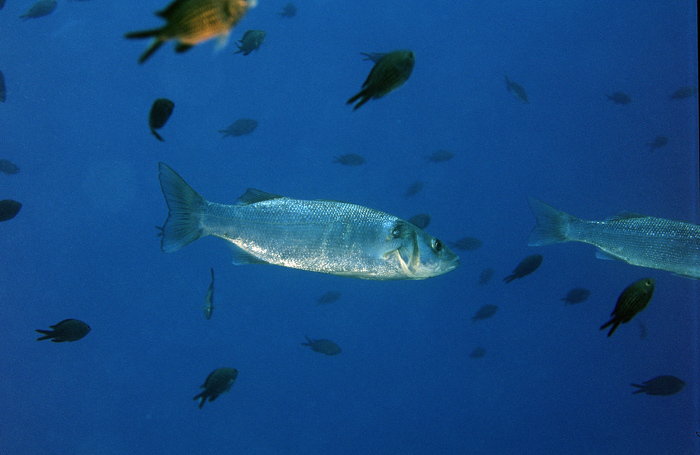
[36, 319, 91, 342]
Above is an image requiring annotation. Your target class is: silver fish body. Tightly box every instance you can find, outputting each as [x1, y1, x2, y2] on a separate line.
[527, 197, 700, 279]
[158, 163, 459, 280]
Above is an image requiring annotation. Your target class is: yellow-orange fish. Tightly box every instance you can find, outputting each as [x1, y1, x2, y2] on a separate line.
[125, 0, 255, 64]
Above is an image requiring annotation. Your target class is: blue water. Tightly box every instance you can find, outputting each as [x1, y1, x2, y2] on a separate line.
[1, 1, 698, 454]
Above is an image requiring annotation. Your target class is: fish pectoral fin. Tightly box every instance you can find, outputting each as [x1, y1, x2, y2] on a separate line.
[175, 43, 194, 54]
[378, 238, 404, 258]
[230, 245, 270, 265]
[595, 249, 626, 261]
[235, 188, 283, 205]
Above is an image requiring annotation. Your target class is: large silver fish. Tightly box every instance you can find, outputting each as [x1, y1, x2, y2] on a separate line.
[158, 163, 459, 280]
[527, 197, 700, 279]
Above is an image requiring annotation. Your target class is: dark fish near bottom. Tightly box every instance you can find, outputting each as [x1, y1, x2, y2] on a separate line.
[503, 254, 543, 283]
[36, 319, 91, 342]
[149, 98, 175, 142]
[193, 367, 238, 408]
[0, 199, 21, 222]
[631, 375, 685, 396]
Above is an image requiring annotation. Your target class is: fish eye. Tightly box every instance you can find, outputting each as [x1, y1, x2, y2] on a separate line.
[432, 238, 443, 252]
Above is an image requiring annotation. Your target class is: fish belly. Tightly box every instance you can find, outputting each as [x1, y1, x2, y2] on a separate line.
[202, 199, 405, 279]
[571, 218, 700, 278]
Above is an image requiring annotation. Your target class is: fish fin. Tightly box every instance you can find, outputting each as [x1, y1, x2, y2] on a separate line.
[151, 128, 164, 142]
[347, 89, 371, 110]
[301, 336, 313, 346]
[136, 39, 165, 64]
[175, 43, 194, 54]
[156, 0, 187, 19]
[526, 197, 575, 246]
[158, 163, 208, 253]
[235, 188, 283, 205]
[503, 274, 516, 283]
[630, 384, 645, 394]
[214, 33, 230, 51]
[606, 211, 646, 221]
[230, 244, 269, 265]
[124, 28, 162, 40]
[35, 330, 52, 341]
[600, 318, 620, 337]
[595, 249, 625, 261]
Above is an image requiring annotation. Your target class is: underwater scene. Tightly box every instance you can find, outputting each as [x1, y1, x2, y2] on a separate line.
[1, 0, 698, 453]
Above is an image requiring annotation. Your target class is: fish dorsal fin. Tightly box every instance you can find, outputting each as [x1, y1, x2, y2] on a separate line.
[236, 188, 283, 205]
[607, 211, 646, 221]
[156, 0, 186, 19]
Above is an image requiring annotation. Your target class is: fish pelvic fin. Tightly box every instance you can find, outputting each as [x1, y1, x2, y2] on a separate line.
[526, 196, 575, 246]
[158, 163, 208, 253]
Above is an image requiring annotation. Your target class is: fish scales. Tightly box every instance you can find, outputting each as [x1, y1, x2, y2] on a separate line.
[528, 197, 700, 278]
[203, 199, 399, 276]
[158, 163, 459, 280]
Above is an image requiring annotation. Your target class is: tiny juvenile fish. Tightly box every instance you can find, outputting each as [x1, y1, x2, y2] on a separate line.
[606, 91, 632, 104]
[0, 159, 19, 174]
[149, 98, 175, 142]
[278, 2, 296, 17]
[19, 0, 56, 21]
[125, 0, 255, 64]
[333, 153, 365, 166]
[631, 375, 685, 396]
[203, 268, 215, 319]
[600, 278, 654, 337]
[527, 197, 700, 279]
[472, 304, 498, 322]
[302, 336, 341, 355]
[157, 163, 459, 280]
[505, 76, 529, 103]
[503, 254, 543, 283]
[234, 29, 265, 55]
[561, 287, 591, 305]
[219, 118, 258, 137]
[646, 135, 668, 152]
[669, 86, 697, 100]
[347, 50, 415, 110]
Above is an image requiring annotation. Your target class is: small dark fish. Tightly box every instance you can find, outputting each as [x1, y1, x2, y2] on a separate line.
[469, 346, 486, 358]
[219, 118, 258, 137]
[646, 135, 668, 152]
[317, 290, 341, 305]
[0, 69, 5, 102]
[333, 153, 365, 166]
[669, 86, 698, 100]
[505, 76, 529, 103]
[449, 237, 482, 251]
[203, 268, 214, 319]
[234, 29, 265, 55]
[600, 277, 654, 337]
[149, 98, 175, 142]
[278, 2, 296, 17]
[0, 159, 19, 174]
[360, 52, 386, 63]
[347, 50, 415, 110]
[425, 150, 454, 163]
[407, 213, 430, 229]
[193, 367, 238, 408]
[404, 181, 423, 198]
[0, 0, 5, 10]
[606, 91, 632, 104]
[504, 254, 543, 283]
[0, 199, 21, 222]
[477, 267, 494, 285]
[36, 319, 90, 342]
[472, 304, 498, 322]
[631, 375, 685, 396]
[19, 0, 57, 20]
[124, 0, 254, 64]
[561, 287, 591, 305]
[302, 336, 341, 356]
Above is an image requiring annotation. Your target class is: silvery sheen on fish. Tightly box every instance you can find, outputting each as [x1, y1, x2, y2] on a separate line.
[527, 196, 700, 279]
[158, 163, 459, 280]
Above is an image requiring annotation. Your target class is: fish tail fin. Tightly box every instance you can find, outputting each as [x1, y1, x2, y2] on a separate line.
[600, 318, 620, 337]
[151, 128, 165, 142]
[527, 196, 575, 246]
[35, 330, 52, 341]
[630, 384, 645, 394]
[158, 162, 209, 253]
[347, 91, 370, 110]
[503, 274, 516, 284]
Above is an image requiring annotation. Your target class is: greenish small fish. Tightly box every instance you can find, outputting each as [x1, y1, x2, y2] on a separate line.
[631, 375, 685, 396]
[606, 91, 632, 104]
[219, 118, 258, 137]
[477, 267, 494, 285]
[527, 197, 700, 279]
[0, 159, 19, 175]
[36, 319, 91, 342]
[505, 76, 529, 103]
[193, 367, 238, 408]
[302, 337, 341, 355]
[203, 268, 215, 319]
[347, 50, 415, 110]
[19, 0, 56, 21]
[600, 278, 655, 337]
[157, 163, 459, 280]
[669, 86, 697, 100]
[235, 29, 265, 55]
[278, 2, 296, 17]
[472, 304, 498, 322]
[561, 287, 591, 305]
[125, 0, 255, 64]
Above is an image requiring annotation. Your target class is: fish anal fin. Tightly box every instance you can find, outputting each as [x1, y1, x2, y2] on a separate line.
[230, 244, 269, 265]
[595, 249, 626, 261]
[235, 188, 283, 205]
[175, 43, 194, 54]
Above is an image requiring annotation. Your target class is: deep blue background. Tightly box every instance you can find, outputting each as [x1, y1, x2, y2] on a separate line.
[1, 1, 698, 454]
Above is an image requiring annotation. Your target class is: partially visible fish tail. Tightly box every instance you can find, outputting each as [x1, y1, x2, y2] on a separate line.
[151, 128, 165, 142]
[158, 162, 208, 253]
[527, 196, 574, 246]
[347, 90, 370, 110]
[35, 330, 52, 341]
